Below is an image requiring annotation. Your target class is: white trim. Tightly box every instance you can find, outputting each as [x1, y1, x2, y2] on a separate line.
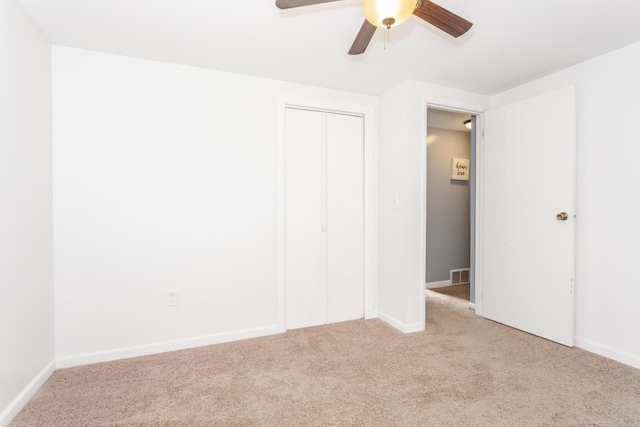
[469, 302, 476, 310]
[276, 96, 287, 334]
[0, 360, 55, 427]
[575, 337, 640, 370]
[425, 280, 451, 289]
[276, 94, 377, 332]
[56, 325, 277, 369]
[377, 312, 423, 333]
[403, 321, 424, 333]
[473, 114, 484, 316]
[418, 96, 428, 331]
[423, 97, 486, 115]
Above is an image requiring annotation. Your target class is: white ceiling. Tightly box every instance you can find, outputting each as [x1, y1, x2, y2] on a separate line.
[19, 0, 640, 95]
[427, 109, 471, 132]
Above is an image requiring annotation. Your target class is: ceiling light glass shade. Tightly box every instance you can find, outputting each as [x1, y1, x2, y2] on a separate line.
[362, 0, 417, 28]
[464, 119, 472, 129]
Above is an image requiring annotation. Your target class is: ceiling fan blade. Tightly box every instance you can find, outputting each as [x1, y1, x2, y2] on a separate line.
[413, 1, 473, 38]
[348, 20, 377, 55]
[276, 0, 342, 9]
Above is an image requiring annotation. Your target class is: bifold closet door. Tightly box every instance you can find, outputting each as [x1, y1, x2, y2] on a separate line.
[285, 108, 327, 330]
[326, 113, 364, 324]
[285, 108, 364, 330]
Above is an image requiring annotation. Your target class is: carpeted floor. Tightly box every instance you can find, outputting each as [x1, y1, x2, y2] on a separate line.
[12, 285, 640, 426]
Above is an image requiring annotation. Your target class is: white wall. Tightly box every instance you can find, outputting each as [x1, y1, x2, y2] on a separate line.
[377, 81, 490, 332]
[52, 46, 377, 365]
[0, 1, 54, 425]
[492, 40, 640, 368]
[376, 82, 411, 330]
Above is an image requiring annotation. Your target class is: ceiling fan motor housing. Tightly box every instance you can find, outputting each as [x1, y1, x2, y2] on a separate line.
[362, 0, 419, 28]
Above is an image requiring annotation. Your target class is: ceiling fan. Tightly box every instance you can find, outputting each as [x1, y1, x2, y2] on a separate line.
[275, 0, 473, 55]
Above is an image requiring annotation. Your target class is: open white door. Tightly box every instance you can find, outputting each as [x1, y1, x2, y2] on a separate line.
[483, 86, 576, 346]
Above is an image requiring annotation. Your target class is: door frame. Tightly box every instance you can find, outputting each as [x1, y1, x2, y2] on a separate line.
[422, 97, 486, 323]
[276, 94, 377, 333]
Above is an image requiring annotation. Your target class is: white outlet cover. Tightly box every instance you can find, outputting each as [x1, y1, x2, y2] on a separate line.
[167, 290, 178, 306]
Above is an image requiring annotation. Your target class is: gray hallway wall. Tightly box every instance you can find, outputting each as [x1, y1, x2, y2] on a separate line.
[426, 127, 471, 284]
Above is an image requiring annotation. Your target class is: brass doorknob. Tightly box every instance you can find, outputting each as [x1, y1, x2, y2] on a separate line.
[556, 212, 568, 221]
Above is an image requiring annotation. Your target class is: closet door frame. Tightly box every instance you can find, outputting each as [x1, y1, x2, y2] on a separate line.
[276, 94, 377, 333]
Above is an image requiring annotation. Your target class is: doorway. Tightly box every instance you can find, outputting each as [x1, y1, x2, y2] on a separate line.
[425, 108, 476, 308]
[421, 87, 576, 346]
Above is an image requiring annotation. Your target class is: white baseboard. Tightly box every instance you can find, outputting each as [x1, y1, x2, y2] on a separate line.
[403, 321, 425, 333]
[575, 337, 640, 370]
[425, 280, 451, 289]
[56, 325, 278, 369]
[377, 312, 424, 333]
[469, 302, 476, 310]
[0, 360, 55, 427]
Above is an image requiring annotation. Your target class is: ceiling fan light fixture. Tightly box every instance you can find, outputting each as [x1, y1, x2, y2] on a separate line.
[464, 119, 472, 129]
[362, 0, 418, 28]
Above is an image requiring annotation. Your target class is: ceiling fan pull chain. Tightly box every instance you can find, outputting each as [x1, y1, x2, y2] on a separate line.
[384, 26, 388, 50]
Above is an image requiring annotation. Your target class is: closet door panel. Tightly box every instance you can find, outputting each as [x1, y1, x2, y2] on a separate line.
[285, 108, 327, 329]
[326, 113, 364, 324]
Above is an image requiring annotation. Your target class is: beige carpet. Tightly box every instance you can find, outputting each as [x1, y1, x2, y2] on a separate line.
[12, 285, 640, 426]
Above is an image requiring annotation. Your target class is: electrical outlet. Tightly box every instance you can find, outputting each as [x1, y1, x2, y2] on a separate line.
[167, 290, 178, 307]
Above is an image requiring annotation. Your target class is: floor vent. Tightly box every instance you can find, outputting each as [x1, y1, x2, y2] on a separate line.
[451, 268, 470, 285]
